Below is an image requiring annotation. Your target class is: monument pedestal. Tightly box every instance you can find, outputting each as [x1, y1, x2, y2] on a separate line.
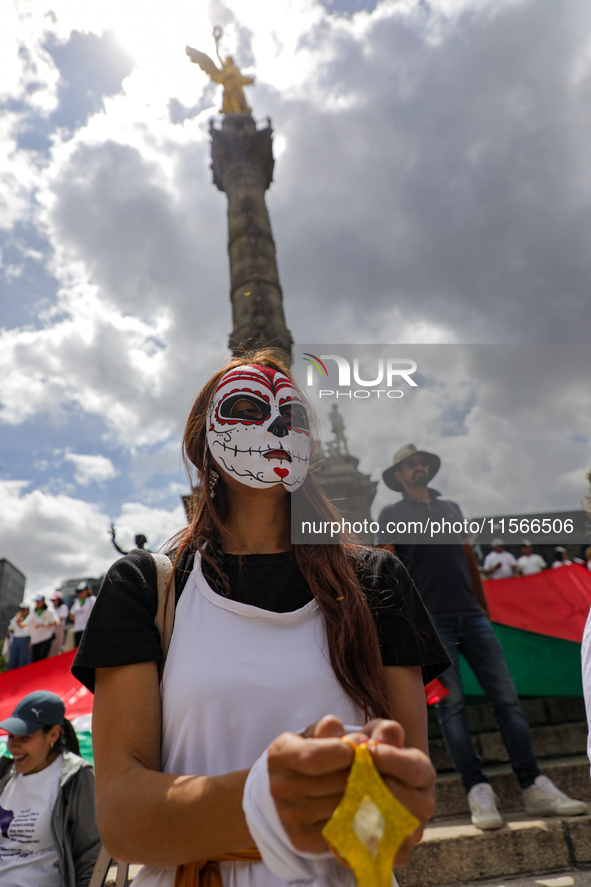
[316, 447, 378, 544]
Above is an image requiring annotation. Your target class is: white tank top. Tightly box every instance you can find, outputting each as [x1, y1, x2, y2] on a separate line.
[132, 553, 363, 887]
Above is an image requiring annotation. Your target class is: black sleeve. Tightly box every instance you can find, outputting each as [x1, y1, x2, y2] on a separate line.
[72, 550, 162, 692]
[353, 547, 450, 683]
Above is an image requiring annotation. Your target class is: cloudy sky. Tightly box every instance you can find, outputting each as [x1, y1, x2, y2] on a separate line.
[1, 0, 590, 597]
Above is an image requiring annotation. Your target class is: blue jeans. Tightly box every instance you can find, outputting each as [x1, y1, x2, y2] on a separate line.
[7, 636, 31, 670]
[433, 614, 541, 793]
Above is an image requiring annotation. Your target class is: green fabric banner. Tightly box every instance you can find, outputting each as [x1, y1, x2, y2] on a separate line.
[459, 623, 583, 697]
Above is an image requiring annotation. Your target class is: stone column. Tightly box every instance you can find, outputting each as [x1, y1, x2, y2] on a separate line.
[210, 113, 293, 355]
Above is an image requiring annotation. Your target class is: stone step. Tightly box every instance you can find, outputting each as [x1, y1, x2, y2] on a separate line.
[437, 872, 591, 887]
[397, 812, 591, 887]
[120, 813, 591, 887]
[430, 721, 589, 772]
[427, 697, 586, 740]
[434, 756, 591, 820]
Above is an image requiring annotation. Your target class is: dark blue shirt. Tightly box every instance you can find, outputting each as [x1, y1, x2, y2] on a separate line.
[376, 490, 485, 618]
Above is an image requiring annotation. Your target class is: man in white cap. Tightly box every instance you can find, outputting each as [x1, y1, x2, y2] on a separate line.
[483, 540, 519, 579]
[376, 443, 587, 829]
[516, 541, 547, 576]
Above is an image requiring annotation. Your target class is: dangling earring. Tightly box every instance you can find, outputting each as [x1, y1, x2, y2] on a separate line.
[209, 468, 220, 499]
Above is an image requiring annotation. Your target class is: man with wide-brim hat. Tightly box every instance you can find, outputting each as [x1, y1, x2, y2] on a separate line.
[375, 442, 587, 830]
[382, 443, 440, 493]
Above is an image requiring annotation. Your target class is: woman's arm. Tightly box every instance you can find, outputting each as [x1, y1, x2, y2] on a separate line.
[269, 665, 434, 861]
[376, 665, 435, 864]
[94, 661, 435, 867]
[383, 664, 429, 754]
[93, 662, 253, 865]
[267, 702, 435, 867]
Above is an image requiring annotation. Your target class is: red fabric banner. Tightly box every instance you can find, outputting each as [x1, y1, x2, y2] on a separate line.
[2, 566, 590, 727]
[484, 563, 591, 643]
[0, 650, 92, 734]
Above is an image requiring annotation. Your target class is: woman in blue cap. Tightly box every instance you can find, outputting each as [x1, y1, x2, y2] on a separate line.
[0, 690, 100, 887]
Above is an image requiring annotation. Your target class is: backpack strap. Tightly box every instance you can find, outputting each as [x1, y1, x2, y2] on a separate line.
[89, 846, 130, 887]
[151, 551, 175, 670]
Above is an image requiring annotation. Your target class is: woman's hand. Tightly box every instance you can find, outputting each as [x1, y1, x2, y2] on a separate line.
[267, 714, 435, 863]
[267, 715, 353, 853]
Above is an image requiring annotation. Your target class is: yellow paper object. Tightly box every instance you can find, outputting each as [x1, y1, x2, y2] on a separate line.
[322, 743, 420, 887]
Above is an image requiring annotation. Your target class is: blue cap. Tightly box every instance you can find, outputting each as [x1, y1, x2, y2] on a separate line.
[0, 691, 65, 735]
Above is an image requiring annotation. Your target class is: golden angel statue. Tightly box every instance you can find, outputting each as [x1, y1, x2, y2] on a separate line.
[186, 30, 254, 115]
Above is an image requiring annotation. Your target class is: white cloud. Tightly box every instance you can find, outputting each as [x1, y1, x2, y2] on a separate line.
[0, 479, 186, 598]
[63, 451, 117, 485]
[2, 0, 591, 591]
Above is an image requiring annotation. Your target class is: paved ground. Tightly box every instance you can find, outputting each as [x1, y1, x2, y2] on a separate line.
[445, 871, 591, 887]
[120, 866, 591, 886]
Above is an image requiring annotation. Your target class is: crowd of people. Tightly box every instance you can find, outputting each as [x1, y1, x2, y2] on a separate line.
[2, 584, 96, 671]
[483, 539, 591, 578]
[1, 353, 589, 887]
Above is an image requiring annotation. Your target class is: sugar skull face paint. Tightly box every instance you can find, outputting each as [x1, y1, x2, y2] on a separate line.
[206, 365, 311, 491]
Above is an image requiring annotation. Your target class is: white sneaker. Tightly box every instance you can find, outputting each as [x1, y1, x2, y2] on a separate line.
[522, 775, 588, 817]
[467, 782, 504, 829]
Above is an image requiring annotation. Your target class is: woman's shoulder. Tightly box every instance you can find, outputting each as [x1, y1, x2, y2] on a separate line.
[105, 547, 160, 585]
[71, 547, 196, 691]
[349, 545, 408, 590]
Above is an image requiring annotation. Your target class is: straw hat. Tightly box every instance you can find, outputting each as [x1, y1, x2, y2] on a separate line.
[382, 443, 440, 492]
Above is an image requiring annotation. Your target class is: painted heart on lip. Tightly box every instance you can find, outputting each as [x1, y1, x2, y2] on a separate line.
[274, 467, 289, 478]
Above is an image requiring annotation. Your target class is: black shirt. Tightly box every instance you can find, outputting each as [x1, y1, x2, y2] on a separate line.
[376, 491, 484, 618]
[72, 546, 450, 692]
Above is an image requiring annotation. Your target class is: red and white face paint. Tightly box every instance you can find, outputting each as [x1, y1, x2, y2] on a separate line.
[206, 365, 311, 491]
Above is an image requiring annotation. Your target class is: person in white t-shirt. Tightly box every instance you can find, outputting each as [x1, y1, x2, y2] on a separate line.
[74, 352, 450, 887]
[48, 593, 69, 657]
[552, 546, 573, 568]
[483, 540, 519, 579]
[0, 690, 100, 887]
[23, 596, 58, 662]
[6, 603, 31, 670]
[516, 541, 547, 576]
[70, 584, 96, 647]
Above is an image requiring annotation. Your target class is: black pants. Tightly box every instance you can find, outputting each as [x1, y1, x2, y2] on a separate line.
[31, 636, 53, 662]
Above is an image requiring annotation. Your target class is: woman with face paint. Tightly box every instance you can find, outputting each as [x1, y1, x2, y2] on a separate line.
[73, 350, 449, 887]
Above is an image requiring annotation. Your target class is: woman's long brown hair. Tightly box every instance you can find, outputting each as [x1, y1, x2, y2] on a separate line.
[167, 348, 392, 720]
